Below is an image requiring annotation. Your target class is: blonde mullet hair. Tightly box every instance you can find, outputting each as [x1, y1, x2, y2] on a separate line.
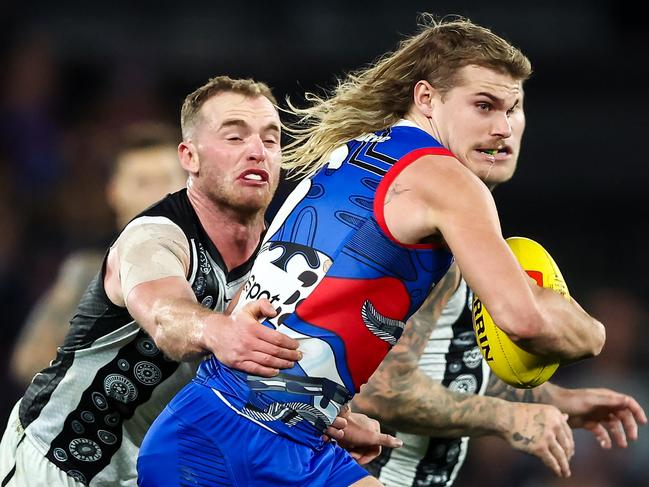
[282, 14, 531, 178]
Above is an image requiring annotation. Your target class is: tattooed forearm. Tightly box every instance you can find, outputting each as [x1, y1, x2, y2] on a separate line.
[353, 367, 510, 437]
[352, 264, 512, 436]
[486, 372, 549, 404]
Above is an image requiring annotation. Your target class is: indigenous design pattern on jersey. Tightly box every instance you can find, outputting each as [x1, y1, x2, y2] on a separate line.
[365, 280, 491, 487]
[17, 191, 252, 486]
[198, 121, 455, 443]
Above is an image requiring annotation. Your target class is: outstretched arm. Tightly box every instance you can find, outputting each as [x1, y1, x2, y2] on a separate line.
[353, 265, 477, 435]
[105, 218, 301, 376]
[353, 264, 510, 436]
[488, 376, 648, 449]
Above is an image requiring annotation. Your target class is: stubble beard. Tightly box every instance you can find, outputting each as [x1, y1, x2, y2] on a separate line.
[209, 182, 272, 219]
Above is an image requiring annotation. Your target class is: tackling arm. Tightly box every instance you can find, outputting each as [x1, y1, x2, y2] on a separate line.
[105, 219, 301, 376]
[352, 270, 575, 477]
[354, 265, 522, 437]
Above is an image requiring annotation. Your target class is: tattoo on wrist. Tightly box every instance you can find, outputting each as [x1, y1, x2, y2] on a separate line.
[487, 373, 538, 403]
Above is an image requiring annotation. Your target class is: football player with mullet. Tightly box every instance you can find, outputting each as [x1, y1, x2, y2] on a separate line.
[138, 16, 607, 487]
[352, 58, 647, 487]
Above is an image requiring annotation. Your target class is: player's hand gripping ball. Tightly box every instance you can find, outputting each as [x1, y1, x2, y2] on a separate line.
[471, 237, 570, 388]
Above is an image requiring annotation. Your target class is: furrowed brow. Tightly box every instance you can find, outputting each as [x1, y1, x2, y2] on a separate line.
[475, 92, 520, 110]
[219, 119, 249, 130]
[475, 92, 505, 106]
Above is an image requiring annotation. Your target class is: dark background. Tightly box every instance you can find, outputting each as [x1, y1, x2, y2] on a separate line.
[0, 1, 647, 485]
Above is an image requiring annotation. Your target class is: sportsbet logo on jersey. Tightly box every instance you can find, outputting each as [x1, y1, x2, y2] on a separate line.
[238, 241, 331, 327]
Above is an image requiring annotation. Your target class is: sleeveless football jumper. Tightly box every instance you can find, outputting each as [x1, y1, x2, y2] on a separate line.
[138, 121, 458, 486]
[7, 190, 252, 486]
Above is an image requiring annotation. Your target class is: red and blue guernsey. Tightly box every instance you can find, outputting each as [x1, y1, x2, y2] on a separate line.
[197, 120, 455, 444]
[138, 121, 458, 486]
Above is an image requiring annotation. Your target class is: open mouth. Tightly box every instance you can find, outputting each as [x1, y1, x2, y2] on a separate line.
[239, 169, 269, 183]
[475, 146, 512, 162]
[477, 146, 511, 157]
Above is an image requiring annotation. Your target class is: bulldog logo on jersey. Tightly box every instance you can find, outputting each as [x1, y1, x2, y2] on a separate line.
[237, 241, 331, 326]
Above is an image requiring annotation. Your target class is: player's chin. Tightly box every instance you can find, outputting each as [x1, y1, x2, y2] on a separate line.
[486, 167, 516, 185]
[235, 193, 272, 212]
[487, 159, 517, 180]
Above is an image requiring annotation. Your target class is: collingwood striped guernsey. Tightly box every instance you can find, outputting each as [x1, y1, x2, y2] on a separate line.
[16, 189, 253, 486]
[365, 279, 490, 487]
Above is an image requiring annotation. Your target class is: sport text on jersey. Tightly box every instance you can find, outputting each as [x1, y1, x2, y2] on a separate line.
[237, 241, 331, 326]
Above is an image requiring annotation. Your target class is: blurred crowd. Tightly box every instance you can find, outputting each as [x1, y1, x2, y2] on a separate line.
[0, 34, 176, 415]
[1, 19, 647, 487]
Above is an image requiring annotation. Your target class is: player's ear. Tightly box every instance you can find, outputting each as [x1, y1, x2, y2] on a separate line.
[412, 80, 439, 118]
[178, 141, 199, 173]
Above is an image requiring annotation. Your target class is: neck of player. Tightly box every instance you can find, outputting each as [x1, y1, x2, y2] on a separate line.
[188, 187, 265, 272]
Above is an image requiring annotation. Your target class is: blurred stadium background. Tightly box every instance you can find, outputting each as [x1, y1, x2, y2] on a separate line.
[0, 1, 647, 485]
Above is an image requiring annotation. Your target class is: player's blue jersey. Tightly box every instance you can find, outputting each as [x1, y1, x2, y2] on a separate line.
[197, 120, 455, 446]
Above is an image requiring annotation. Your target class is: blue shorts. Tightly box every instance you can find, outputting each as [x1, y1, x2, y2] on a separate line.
[137, 380, 369, 486]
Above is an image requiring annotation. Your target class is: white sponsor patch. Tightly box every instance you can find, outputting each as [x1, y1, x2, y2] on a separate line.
[235, 241, 330, 325]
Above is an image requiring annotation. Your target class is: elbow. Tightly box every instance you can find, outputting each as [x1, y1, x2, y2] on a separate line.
[587, 318, 606, 358]
[150, 328, 173, 359]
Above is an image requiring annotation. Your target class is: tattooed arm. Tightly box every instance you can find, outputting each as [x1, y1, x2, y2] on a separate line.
[10, 250, 104, 385]
[487, 375, 647, 449]
[352, 269, 576, 477]
[353, 264, 514, 437]
[486, 372, 547, 404]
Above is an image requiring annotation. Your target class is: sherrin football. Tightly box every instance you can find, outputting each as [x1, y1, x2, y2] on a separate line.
[471, 237, 570, 388]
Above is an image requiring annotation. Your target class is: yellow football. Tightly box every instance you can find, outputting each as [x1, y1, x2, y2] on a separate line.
[471, 237, 570, 388]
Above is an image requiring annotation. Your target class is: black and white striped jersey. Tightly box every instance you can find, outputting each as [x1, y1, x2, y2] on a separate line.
[18, 189, 255, 486]
[365, 279, 490, 487]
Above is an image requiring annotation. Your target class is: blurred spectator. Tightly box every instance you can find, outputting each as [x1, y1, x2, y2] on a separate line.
[0, 35, 64, 195]
[0, 34, 69, 311]
[10, 122, 187, 386]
